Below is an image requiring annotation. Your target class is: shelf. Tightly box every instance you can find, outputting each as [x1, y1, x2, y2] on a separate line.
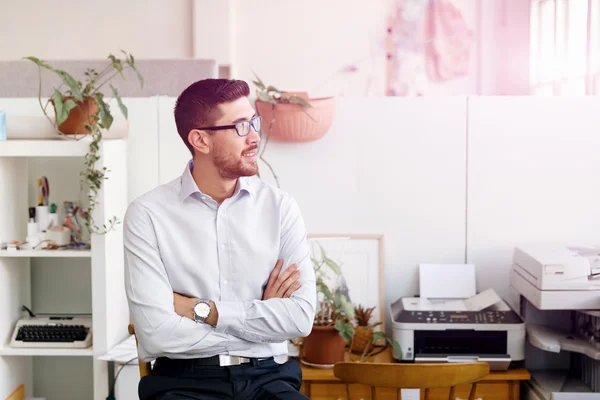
[528, 370, 592, 400]
[0, 250, 91, 258]
[5, 115, 127, 141]
[527, 324, 600, 360]
[0, 346, 93, 356]
[0, 140, 91, 157]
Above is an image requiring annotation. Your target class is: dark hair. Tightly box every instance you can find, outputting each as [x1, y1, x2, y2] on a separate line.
[174, 79, 250, 154]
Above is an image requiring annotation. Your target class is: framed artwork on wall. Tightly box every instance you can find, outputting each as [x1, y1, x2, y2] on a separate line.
[307, 234, 385, 333]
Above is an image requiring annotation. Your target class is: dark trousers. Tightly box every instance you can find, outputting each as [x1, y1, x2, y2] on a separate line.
[138, 356, 309, 400]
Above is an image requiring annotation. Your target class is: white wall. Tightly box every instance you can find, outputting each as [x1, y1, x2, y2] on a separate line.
[0, 0, 193, 60]
[194, 0, 529, 96]
[230, 0, 480, 97]
[467, 96, 600, 301]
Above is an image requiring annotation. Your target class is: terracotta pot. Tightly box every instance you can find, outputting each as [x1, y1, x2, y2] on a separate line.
[51, 96, 99, 135]
[255, 95, 335, 143]
[302, 325, 346, 366]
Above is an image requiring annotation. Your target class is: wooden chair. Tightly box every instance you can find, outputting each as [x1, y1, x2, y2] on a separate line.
[128, 324, 152, 377]
[333, 361, 490, 400]
[6, 385, 25, 400]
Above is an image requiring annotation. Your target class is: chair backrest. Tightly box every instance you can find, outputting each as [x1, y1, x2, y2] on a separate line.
[333, 361, 490, 400]
[128, 324, 152, 377]
[6, 384, 25, 400]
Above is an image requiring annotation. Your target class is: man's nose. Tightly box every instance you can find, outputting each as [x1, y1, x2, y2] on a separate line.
[247, 127, 261, 144]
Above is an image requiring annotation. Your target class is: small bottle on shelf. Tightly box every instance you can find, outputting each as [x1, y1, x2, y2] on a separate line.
[25, 207, 40, 249]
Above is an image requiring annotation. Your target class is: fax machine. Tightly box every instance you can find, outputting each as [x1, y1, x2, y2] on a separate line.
[390, 293, 526, 371]
[510, 244, 600, 310]
[510, 245, 600, 397]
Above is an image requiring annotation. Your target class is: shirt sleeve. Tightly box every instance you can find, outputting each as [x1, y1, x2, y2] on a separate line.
[213, 195, 317, 343]
[123, 200, 250, 360]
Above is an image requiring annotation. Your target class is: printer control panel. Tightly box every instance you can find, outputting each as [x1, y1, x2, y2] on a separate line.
[402, 310, 521, 324]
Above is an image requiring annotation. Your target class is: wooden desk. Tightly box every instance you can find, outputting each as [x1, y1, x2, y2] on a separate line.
[298, 348, 530, 400]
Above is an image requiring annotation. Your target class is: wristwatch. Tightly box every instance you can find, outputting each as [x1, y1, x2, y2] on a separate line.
[193, 300, 211, 324]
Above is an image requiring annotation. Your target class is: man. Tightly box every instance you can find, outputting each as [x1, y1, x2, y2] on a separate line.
[123, 78, 316, 399]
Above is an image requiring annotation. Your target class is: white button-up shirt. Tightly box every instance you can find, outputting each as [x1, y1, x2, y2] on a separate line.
[124, 162, 316, 362]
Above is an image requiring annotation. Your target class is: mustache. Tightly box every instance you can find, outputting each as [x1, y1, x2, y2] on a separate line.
[242, 146, 258, 153]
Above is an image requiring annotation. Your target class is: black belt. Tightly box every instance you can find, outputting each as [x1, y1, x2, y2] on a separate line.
[156, 355, 274, 368]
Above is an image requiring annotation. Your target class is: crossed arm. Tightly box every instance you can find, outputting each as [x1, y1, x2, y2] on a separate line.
[173, 259, 305, 325]
[123, 197, 316, 358]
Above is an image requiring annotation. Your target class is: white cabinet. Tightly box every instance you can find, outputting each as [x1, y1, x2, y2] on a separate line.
[0, 131, 129, 399]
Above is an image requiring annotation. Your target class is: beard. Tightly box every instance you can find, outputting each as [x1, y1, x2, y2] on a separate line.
[212, 143, 259, 180]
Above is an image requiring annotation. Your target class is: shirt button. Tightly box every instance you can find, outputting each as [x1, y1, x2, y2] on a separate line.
[220, 244, 225, 249]
[223, 280, 228, 285]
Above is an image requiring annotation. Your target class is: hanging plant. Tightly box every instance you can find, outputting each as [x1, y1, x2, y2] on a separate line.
[252, 75, 335, 188]
[24, 52, 144, 235]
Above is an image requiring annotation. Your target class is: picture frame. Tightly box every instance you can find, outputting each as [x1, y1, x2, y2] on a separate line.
[307, 234, 385, 333]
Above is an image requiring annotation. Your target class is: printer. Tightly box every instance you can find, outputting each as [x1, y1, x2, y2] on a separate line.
[390, 264, 525, 371]
[510, 245, 600, 398]
[510, 244, 600, 310]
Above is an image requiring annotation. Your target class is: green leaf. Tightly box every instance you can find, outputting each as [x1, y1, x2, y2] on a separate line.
[324, 256, 342, 276]
[372, 331, 386, 343]
[52, 90, 77, 125]
[23, 56, 53, 70]
[124, 52, 144, 88]
[288, 95, 312, 108]
[311, 257, 321, 268]
[371, 321, 383, 328]
[335, 319, 355, 343]
[335, 294, 355, 319]
[266, 85, 281, 94]
[252, 80, 265, 90]
[388, 338, 403, 359]
[253, 73, 266, 90]
[111, 85, 128, 119]
[55, 70, 83, 101]
[256, 91, 277, 105]
[63, 99, 77, 115]
[108, 54, 125, 78]
[319, 244, 327, 262]
[316, 281, 332, 302]
[94, 93, 113, 130]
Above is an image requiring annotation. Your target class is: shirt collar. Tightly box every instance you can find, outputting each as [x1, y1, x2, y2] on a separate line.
[179, 160, 256, 202]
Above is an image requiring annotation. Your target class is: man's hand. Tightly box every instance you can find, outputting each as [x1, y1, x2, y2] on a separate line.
[262, 259, 302, 300]
[173, 292, 199, 321]
[173, 293, 219, 326]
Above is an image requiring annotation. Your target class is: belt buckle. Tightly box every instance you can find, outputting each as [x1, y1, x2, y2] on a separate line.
[219, 355, 249, 366]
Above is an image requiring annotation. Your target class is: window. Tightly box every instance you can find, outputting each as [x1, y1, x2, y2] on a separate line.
[530, 0, 600, 95]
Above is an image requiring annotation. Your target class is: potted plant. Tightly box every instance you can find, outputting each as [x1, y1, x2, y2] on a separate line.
[348, 304, 403, 363]
[252, 75, 336, 188]
[24, 52, 143, 235]
[253, 74, 335, 143]
[351, 305, 377, 354]
[301, 242, 355, 367]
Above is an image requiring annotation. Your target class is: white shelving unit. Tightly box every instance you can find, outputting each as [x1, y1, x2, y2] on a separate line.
[0, 250, 92, 258]
[0, 134, 129, 399]
[0, 347, 94, 357]
[0, 140, 90, 157]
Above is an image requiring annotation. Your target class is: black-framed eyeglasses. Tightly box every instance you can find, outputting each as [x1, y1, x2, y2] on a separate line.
[197, 116, 262, 137]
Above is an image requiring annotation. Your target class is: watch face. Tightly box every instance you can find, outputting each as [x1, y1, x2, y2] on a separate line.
[194, 302, 210, 318]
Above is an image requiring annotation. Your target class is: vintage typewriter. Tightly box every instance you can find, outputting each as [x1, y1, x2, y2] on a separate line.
[10, 316, 92, 349]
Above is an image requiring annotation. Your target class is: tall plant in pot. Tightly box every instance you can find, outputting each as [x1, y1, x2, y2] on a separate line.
[301, 242, 355, 367]
[25, 52, 144, 235]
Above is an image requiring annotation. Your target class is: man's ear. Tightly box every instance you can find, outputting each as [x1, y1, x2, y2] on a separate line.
[188, 129, 211, 155]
